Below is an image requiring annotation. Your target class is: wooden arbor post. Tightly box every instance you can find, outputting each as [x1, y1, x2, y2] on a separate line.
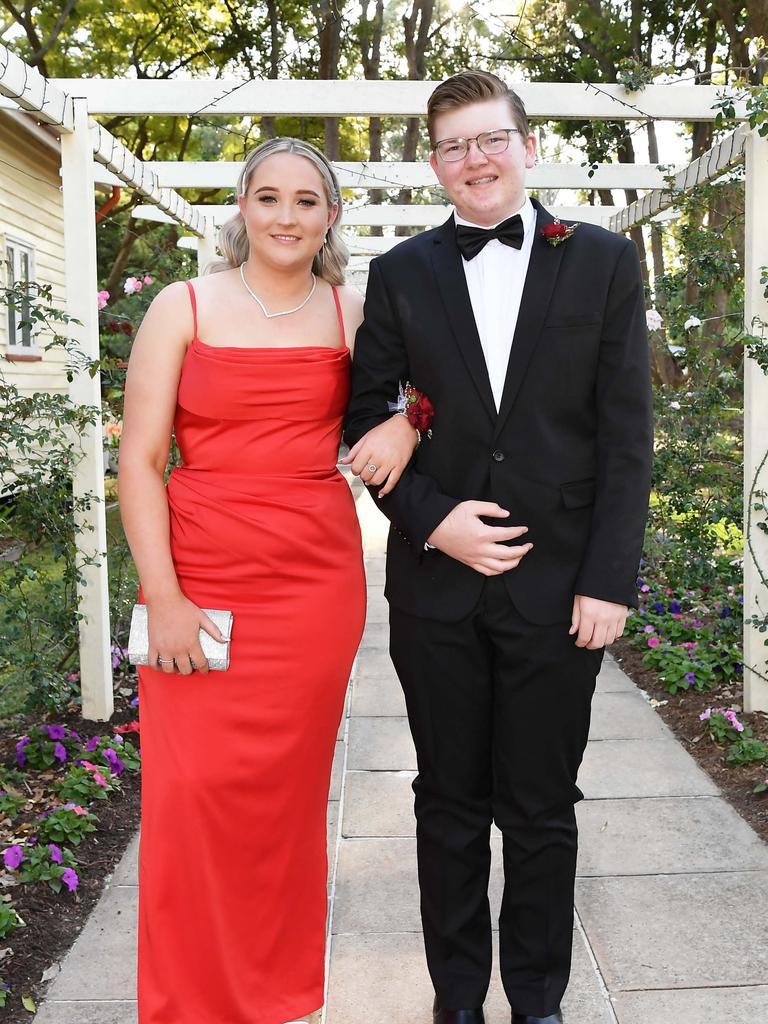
[744, 128, 768, 712]
[60, 97, 114, 720]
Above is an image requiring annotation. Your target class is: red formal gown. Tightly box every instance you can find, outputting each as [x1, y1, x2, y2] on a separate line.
[137, 281, 366, 1024]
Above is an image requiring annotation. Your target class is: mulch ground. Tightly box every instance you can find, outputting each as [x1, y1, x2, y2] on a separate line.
[0, 694, 141, 1022]
[612, 636, 768, 843]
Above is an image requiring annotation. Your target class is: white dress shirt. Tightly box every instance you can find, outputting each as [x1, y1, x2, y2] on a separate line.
[454, 196, 537, 410]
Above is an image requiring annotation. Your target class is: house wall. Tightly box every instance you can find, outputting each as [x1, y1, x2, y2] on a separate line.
[0, 111, 69, 395]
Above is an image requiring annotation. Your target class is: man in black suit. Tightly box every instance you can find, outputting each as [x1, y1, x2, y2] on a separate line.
[344, 70, 653, 1024]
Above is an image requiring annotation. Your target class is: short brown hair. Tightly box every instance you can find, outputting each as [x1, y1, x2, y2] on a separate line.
[426, 70, 530, 145]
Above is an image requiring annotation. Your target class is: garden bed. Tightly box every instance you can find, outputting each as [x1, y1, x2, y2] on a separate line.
[612, 635, 768, 844]
[0, 690, 141, 1022]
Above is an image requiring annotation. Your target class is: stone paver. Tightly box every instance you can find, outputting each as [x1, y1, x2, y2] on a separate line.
[576, 871, 768, 989]
[612, 987, 768, 1024]
[32, 491, 768, 1023]
[576, 795, 768, 876]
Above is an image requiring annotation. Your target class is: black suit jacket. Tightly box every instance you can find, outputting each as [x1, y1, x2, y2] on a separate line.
[344, 198, 653, 625]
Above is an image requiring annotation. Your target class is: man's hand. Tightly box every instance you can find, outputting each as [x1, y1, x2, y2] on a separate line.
[427, 501, 532, 576]
[570, 595, 628, 649]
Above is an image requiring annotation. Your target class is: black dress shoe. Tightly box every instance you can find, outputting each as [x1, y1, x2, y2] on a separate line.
[511, 1011, 563, 1024]
[433, 996, 485, 1023]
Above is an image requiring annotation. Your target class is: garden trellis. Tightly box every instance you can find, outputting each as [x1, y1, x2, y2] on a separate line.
[0, 42, 766, 720]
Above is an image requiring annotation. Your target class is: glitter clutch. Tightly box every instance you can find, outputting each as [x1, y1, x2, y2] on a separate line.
[127, 604, 233, 671]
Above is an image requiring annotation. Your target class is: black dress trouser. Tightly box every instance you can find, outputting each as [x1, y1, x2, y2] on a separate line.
[389, 575, 603, 1017]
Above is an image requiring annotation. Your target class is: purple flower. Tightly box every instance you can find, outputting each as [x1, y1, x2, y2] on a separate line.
[111, 644, 125, 670]
[84, 735, 101, 752]
[684, 671, 696, 685]
[53, 741, 67, 763]
[49, 843, 63, 864]
[669, 600, 681, 614]
[103, 748, 125, 776]
[66, 730, 82, 743]
[640, 584, 651, 593]
[720, 605, 732, 618]
[130, 695, 139, 707]
[652, 602, 665, 614]
[47, 724, 66, 741]
[3, 844, 24, 870]
[61, 867, 79, 892]
[15, 735, 30, 767]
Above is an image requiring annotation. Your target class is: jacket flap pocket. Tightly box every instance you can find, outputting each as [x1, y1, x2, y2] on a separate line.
[560, 478, 596, 509]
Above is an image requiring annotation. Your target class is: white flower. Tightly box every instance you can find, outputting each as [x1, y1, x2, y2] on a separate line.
[669, 401, 681, 410]
[646, 308, 663, 331]
[684, 316, 702, 330]
[123, 276, 142, 295]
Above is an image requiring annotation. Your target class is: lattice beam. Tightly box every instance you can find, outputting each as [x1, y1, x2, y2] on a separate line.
[2, 79, 747, 121]
[608, 126, 748, 233]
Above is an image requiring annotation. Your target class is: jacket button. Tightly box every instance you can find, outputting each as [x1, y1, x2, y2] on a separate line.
[492, 450, 505, 462]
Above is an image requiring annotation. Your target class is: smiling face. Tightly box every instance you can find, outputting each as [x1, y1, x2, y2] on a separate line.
[237, 151, 338, 270]
[429, 97, 536, 226]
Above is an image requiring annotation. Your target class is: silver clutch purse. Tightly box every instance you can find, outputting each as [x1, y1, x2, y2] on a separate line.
[127, 604, 233, 671]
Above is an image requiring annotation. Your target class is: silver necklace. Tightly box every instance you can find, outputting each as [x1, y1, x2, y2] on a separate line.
[239, 263, 317, 319]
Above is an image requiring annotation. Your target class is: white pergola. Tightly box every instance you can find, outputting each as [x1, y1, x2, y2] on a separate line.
[1, 44, 766, 719]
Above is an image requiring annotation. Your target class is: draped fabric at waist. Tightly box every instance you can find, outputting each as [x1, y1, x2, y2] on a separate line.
[166, 468, 361, 605]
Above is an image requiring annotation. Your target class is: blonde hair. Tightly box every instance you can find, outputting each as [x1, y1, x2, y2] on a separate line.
[210, 137, 348, 285]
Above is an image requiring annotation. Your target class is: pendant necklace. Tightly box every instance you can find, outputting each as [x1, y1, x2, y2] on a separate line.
[239, 263, 316, 319]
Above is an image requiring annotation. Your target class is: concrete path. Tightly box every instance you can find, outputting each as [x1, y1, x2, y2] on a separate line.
[35, 492, 768, 1023]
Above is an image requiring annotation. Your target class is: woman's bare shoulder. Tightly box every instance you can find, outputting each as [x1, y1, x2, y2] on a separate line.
[337, 283, 364, 320]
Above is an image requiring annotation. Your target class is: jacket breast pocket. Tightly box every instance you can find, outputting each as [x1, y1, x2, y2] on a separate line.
[560, 478, 596, 509]
[544, 313, 602, 330]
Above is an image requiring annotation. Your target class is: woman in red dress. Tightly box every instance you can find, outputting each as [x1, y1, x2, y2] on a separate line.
[119, 138, 418, 1024]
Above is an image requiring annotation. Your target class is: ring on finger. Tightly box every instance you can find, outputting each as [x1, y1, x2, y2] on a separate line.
[157, 656, 175, 665]
[367, 463, 377, 474]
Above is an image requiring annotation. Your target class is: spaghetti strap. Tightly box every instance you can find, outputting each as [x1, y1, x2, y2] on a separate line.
[331, 285, 346, 348]
[185, 280, 198, 340]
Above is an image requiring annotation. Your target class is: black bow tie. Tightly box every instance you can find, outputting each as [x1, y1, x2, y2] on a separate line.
[455, 214, 525, 260]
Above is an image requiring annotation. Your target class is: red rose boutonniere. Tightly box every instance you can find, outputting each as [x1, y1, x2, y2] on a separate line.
[541, 219, 579, 247]
[388, 382, 434, 440]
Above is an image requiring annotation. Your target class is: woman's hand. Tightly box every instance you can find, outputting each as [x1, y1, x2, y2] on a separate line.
[146, 593, 229, 676]
[341, 415, 419, 496]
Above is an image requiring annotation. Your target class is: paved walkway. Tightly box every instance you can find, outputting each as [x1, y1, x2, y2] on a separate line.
[36, 491, 768, 1023]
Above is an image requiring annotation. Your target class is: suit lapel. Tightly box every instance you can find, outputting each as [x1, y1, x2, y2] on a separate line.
[430, 216, 496, 424]
[493, 199, 566, 439]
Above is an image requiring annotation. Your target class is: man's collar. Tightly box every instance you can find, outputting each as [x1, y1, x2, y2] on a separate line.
[453, 196, 535, 234]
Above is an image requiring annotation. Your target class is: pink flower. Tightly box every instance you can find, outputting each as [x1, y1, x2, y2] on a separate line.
[123, 276, 142, 295]
[142, 275, 154, 285]
[647, 636, 661, 648]
[699, 708, 713, 721]
[97, 290, 110, 310]
[643, 625, 655, 634]
[63, 804, 88, 816]
[92, 772, 108, 787]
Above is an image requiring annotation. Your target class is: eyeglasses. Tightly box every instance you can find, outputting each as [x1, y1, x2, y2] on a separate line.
[433, 128, 521, 162]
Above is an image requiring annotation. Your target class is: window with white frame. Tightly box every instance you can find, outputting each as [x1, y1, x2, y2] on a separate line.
[5, 239, 37, 354]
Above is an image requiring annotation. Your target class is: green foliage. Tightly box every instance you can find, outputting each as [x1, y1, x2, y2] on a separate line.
[17, 843, 79, 896]
[0, 789, 25, 821]
[0, 282, 103, 713]
[36, 806, 99, 847]
[726, 737, 768, 767]
[53, 764, 119, 804]
[0, 899, 24, 940]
